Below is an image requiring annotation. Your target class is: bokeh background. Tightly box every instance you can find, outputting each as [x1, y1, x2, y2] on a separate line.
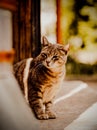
[41, 0, 97, 79]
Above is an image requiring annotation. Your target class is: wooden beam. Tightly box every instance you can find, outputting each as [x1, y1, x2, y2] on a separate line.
[13, 0, 41, 62]
[0, 0, 17, 11]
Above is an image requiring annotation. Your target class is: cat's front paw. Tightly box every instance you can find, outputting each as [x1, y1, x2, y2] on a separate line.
[46, 111, 56, 119]
[37, 113, 49, 120]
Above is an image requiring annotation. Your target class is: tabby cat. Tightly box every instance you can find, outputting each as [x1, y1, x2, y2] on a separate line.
[13, 36, 69, 120]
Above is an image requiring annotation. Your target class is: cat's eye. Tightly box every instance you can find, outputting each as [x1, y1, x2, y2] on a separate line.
[41, 53, 47, 58]
[52, 55, 59, 60]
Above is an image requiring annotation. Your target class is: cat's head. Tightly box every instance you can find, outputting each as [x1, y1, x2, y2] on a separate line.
[38, 36, 70, 69]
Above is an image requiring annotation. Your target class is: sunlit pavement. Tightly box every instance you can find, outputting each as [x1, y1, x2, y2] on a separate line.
[38, 80, 97, 130]
[64, 102, 97, 130]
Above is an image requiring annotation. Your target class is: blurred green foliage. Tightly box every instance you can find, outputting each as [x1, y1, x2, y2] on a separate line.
[61, 0, 97, 46]
[66, 56, 97, 75]
[61, 0, 97, 75]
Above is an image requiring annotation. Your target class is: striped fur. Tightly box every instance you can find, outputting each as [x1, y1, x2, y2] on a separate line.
[13, 36, 69, 120]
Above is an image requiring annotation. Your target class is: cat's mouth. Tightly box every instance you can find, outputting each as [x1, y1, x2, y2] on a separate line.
[45, 61, 56, 69]
[42, 61, 51, 68]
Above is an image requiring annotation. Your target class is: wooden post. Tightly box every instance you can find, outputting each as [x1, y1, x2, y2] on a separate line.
[56, 0, 62, 44]
[31, 0, 41, 58]
[13, 0, 41, 62]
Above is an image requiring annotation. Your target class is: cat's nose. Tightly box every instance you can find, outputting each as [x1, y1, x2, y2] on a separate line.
[46, 60, 50, 66]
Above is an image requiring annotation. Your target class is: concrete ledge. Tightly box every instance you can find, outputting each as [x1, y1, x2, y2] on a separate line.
[64, 102, 97, 130]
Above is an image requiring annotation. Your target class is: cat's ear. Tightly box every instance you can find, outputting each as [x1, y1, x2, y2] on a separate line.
[42, 36, 50, 47]
[64, 43, 70, 54]
[64, 43, 70, 52]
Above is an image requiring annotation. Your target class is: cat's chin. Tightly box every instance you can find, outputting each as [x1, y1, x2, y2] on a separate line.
[43, 64, 53, 69]
[44, 64, 58, 70]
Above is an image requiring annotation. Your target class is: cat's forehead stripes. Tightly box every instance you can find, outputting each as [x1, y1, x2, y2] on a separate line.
[42, 44, 65, 56]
